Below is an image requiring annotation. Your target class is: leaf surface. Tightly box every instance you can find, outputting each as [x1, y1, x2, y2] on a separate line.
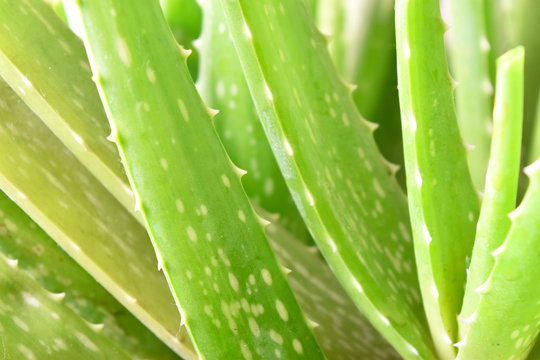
[458, 46, 524, 341]
[68, 0, 324, 358]
[220, 0, 436, 358]
[0, 0, 140, 221]
[0, 191, 179, 359]
[0, 79, 196, 359]
[455, 158, 540, 359]
[395, 0, 480, 357]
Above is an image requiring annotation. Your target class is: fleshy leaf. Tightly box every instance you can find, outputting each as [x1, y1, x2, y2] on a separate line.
[0, 79, 196, 359]
[455, 158, 540, 359]
[459, 46, 524, 341]
[0, 0, 140, 222]
[197, 0, 310, 241]
[449, 0, 494, 190]
[0, 253, 133, 360]
[395, 0, 480, 357]
[263, 206, 400, 360]
[0, 191, 179, 359]
[68, 0, 324, 358]
[219, 0, 436, 358]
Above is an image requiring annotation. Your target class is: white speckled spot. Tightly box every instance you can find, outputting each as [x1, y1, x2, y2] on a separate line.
[146, 67, 156, 82]
[177, 99, 189, 121]
[23, 293, 40, 308]
[13, 316, 29, 331]
[116, 37, 131, 66]
[238, 210, 246, 223]
[275, 300, 288, 321]
[75, 332, 99, 351]
[160, 158, 168, 171]
[261, 269, 272, 285]
[187, 226, 197, 242]
[17, 344, 36, 360]
[270, 329, 283, 344]
[248, 317, 260, 336]
[176, 199, 185, 213]
[229, 273, 239, 292]
[221, 174, 231, 188]
[292, 339, 303, 354]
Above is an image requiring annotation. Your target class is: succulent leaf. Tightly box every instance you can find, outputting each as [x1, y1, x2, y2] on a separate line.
[220, 0, 436, 358]
[262, 205, 401, 359]
[449, 0, 494, 190]
[395, 0, 480, 357]
[0, 253, 134, 360]
[0, 191, 179, 359]
[197, 0, 310, 241]
[67, 0, 324, 358]
[455, 157, 540, 359]
[0, 80, 196, 359]
[459, 46, 524, 341]
[0, 0, 140, 222]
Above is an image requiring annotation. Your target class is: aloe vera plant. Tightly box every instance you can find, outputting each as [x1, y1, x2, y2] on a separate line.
[0, 0, 539, 359]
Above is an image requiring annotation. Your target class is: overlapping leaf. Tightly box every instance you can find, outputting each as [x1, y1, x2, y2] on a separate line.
[0, 191, 179, 359]
[0, 0, 140, 221]
[0, 79, 196, 359]
[220, 0, 435, 358]
[395, 0, 480, 357]
[68, 0, 324, 358]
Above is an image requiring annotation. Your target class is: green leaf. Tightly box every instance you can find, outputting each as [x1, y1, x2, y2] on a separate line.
[459, 46, 524, 341]
[0, 191, 179, 359]
[455, 158, 540, 359]
[0, 253, 133, 359]
[197, 0, 310, 241]
[220, 0, 435, 358]
[0, 79, 196, 359]
[68, 0, 324, 358]
[260, 205, 400, 359]
[449, 0, 494, 190]
[395, 0, 480, 357]
[0, 0, 140, 221]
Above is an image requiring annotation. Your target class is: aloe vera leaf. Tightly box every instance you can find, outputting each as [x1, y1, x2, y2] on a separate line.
[220, 1, 436, 359]
[68, 1, 324, 358]
[159, 0, 202, 78]
[458, 46, 524, 341]
[197, 0, 310, 242]
[0, 0, 141, 222]
[0, 191, 180, 359]
[395, 0, 481, 357]
[262, 207, 400, 360]
[449, 0, 494, 190]
[0, 254, 136, 360]
[0, 80, 196, 359]
[454, 158, 540, 359]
